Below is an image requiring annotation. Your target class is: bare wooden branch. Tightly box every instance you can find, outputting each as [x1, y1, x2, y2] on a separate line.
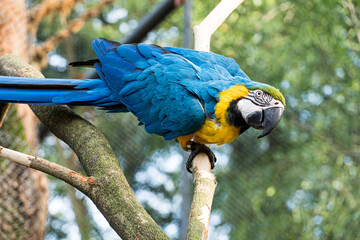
[194, 0, 245, 52]
[0, 146, 31, 166]
[186, 153, 217, 240]
[0, 146, 93, 193]
[0, 54, 170, 240]
[188, 1, 245, 239]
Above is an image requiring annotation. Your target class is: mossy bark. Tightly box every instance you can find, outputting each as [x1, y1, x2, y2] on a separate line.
[0, 54, 169, 240]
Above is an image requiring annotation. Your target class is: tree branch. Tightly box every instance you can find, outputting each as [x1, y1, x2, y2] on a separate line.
[193, 0, 245, 52]
[0, 54, 169, 240]
[0, 146, 93, 193]
[186, 153, 217, 240]
[187, 1, 245, 239]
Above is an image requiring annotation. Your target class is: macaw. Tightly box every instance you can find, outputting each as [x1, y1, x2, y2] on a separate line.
[0, 38, 285, 171]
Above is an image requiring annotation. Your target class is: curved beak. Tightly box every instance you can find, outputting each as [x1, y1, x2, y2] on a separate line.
[258, 107, 283, 138]
[246, 107, 284, 138]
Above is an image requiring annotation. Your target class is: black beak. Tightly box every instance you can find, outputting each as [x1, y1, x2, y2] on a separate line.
[245, 107, 283, 138]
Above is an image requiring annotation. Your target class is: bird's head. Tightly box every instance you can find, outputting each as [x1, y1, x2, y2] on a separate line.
[225, 84, 285, 138]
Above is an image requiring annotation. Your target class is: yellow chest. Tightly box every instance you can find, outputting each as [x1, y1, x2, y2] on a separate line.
[194, 118, 240, 145]
[177, 85, 249, 148]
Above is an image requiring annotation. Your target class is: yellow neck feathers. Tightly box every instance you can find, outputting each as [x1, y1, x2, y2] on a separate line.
[177, 85, 249, 147]
[214, 84, 249, 128]
[178, 85, 249, 149]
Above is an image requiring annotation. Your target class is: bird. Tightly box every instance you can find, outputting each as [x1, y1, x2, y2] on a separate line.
[0, 38, 285, 172]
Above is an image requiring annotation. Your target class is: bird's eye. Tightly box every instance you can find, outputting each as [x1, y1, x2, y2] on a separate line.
[255, 90, 263, 98]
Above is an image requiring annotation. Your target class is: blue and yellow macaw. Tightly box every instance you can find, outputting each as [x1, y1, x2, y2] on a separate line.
[0, 38, 285, 171]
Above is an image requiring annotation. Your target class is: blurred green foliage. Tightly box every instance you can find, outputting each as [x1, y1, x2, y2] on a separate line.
[26, 0, 360, 239]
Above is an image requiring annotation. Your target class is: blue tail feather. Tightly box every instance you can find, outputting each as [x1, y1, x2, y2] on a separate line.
[0, 76, 122, 108]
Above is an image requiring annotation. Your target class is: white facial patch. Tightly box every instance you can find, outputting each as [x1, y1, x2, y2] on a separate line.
[237, 98, 261, 119]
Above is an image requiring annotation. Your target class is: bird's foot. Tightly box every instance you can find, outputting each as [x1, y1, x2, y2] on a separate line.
[185, 142, 217, 173]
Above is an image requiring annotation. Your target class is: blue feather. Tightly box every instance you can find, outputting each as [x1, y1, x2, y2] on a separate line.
[0, 38, 268, 142]
[137, 44, 164, 58]
[116, 44, 143, 63]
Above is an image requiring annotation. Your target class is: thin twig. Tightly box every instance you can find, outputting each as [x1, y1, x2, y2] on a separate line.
[0, 146, 93, 193]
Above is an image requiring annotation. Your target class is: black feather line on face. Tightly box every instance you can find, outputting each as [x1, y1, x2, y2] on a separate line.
[246, 90, 273, 107]
[227, 99, 248, 128]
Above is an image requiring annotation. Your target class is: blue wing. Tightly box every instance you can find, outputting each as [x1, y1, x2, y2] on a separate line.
[92, 38, 207, 140]
[162, 47, 256, 116]
[163, 47, 250, 80]
[91, 39, 254, 140]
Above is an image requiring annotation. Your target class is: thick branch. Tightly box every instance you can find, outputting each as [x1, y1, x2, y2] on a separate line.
[0, 54, 169, 240]
[186, 153, 217, 240]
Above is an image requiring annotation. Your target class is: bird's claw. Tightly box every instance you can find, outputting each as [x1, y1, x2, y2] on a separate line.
[186, 142, 217, 173]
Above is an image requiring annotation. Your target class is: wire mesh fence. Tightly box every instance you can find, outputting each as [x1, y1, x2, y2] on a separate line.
[0, 106, 48, 240]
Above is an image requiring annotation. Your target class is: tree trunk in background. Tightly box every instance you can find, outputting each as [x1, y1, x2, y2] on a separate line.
[0, 0, 48, 239]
